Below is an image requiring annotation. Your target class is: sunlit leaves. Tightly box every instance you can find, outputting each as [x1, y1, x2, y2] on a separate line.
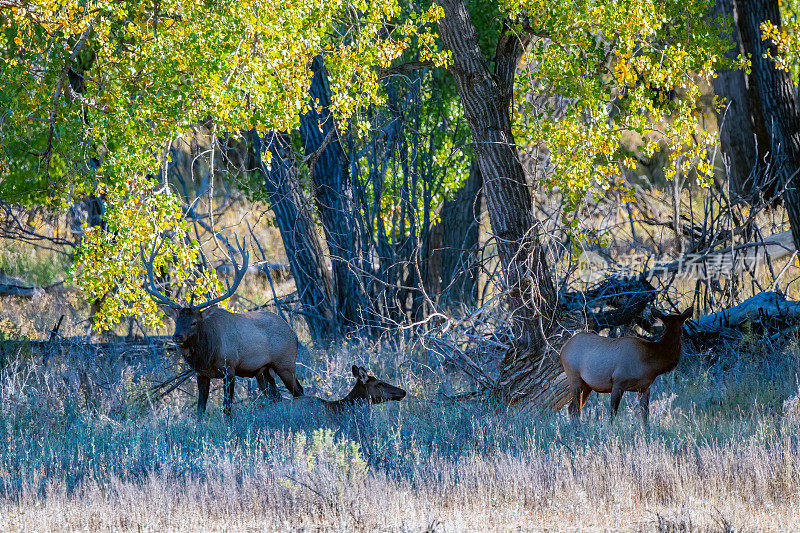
[508, 0, 727, 218]
[2, 0, 735, 324]
[762, 0, 800, 85]
[2, 0, 413, 326]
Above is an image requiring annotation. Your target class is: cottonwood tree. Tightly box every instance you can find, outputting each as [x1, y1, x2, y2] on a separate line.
[710, 0, 771, 199]
[2, 0, 726, 407]
[1, 0, 420, 329]
[434, 0, 726, 406]
[709, 0, 800, 222]
[738, 0, 800, 251]
[250, 130, 338, 340]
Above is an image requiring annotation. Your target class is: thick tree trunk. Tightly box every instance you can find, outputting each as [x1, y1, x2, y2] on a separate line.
[436, 0, 569, 409]
[251, 130, 339, 341]
[300, 56, 369, 330]
[438, 159, 482, 307]
[710, 0, 771, 200]
[737, 0, 800, 251]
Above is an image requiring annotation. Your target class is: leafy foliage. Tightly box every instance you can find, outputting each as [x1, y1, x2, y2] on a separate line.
[509, 0, 729, 218]
[762, 0, 800, 84]
[1, 0, 733, 326]
[1, 0, 416, 326]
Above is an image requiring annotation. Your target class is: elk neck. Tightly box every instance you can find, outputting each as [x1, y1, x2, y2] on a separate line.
[179, 313, 219, 375]
[645, 320, 685, 374]
[321, 383, 369, 414]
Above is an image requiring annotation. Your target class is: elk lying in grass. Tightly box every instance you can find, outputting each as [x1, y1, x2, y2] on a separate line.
[142, 238, 304, 418]
[279, 365, 406, 427]
[317, 365, 406, 414]
[559, 307, 693, 424]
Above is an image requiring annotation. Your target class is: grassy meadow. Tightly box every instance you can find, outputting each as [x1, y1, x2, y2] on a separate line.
[1, 196, 799, 531]
[0, 331, 797, 532]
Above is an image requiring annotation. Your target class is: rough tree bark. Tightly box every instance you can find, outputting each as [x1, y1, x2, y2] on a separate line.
[250, 130, 339, 341]
[737, 0, 800, 251]
[436, 0, 570, 409]
[438, 159, 482, 307]
[710, 0, 771, 200]
[300, 56, 370, 330]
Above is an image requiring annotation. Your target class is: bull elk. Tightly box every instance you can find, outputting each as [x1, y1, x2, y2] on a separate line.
[559, 307, 693, 424]
[142, 238, 304, 418]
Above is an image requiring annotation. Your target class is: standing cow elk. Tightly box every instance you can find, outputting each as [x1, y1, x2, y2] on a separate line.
[142, 238, 304, 418]
[559, 307, 693, 424]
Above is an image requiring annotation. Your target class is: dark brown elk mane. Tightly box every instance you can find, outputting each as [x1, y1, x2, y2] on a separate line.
[641, 316, 685, 373]
[175, 307, 219, 375]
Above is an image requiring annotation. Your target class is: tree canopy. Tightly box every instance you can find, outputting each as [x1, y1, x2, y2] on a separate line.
[1, 0, 729, 329]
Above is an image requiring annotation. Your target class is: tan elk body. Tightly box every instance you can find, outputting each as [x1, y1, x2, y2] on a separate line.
[559, 307, 692, 423]
[317, 365, 406, 414]
[170, 306, 303, 416]
[142, 238, 303, 418]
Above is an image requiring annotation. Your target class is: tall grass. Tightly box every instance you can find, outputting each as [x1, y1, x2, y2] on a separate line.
[0, 340, 798, 532]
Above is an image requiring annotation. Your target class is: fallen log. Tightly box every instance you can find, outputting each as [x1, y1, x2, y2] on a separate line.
[688, 291, 800, 334]
[0, 334, 176, 363]
[0, 274, 35, 297]
[560, 274, 656, 333]
[649, 231, 796, 278]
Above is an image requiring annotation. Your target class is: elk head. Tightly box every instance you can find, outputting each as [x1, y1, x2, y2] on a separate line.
[140, 235, 250, 347]
[350, 365, 406, 403]
[651, 306, 693, 333]
[171, 306, 208, 347]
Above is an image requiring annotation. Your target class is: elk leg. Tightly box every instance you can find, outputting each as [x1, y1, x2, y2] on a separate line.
[638, 387, 651, 425]
[275, 367, 304, 397]
[223, 373, 236, 418]
[568, 394, 581, 419]
[580, 384, 592, 410]
[609, 385, 623, 420]
[256, 369, 281, 403]
[568, 382, 588, 420]
[197, 375, 210, 418]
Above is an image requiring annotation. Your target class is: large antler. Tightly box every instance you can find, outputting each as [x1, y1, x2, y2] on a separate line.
[140, 235, 249, 310]
[140, 237, 182, 308]
[192, 235, 249, 311]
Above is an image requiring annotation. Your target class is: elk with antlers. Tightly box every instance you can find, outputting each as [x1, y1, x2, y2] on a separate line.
[142, 237, 304, 418]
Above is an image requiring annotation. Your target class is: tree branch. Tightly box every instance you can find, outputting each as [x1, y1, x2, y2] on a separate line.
[378, 60, 435, 79]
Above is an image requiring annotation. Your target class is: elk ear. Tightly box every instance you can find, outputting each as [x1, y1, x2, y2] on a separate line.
[681, 306, 694, 320]
[651, 308, 665, 320]
[352, 365, 360, 379]
[158, 304, 178, 319]
[355, 366, 369, 383]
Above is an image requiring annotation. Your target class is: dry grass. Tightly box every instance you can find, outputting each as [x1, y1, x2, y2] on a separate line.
[0, 338, 797, 532]
[1, 184, 800, 531]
